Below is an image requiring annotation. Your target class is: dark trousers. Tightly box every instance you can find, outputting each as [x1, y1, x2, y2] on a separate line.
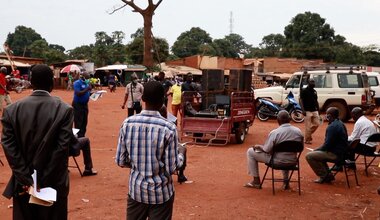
[71, 137, 93, 170]
[127, 106, 142, 117]
[72, 102, 88, 138]
[349, 143, 376, 160]
[127, 194, 174, 220]
[13, 194, 67, 220]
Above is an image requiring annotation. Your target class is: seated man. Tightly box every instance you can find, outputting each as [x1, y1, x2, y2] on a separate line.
[245, 110, 303, 189]
[69, 134, 97, 176]
[348, 107, 377, 160]
[159, 105, 188, 183]
[306, 107, 348, 183]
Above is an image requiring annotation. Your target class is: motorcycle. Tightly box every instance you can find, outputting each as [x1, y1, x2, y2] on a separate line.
[256, 91, 305, 123]
[6, 75, 31, 93]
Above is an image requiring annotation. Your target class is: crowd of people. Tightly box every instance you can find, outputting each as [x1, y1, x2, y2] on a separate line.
[0, 67, 379, 219]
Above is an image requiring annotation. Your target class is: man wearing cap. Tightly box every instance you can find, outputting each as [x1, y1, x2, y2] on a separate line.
[72, 72, 92, 138]
[121, 73, 144, 117]
[0, 67, 12, 111]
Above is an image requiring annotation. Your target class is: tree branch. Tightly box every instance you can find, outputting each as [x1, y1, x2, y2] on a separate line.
[153, 0, 163, 11]
[121, 0, 144, 14]
[108, 4, 128, 14]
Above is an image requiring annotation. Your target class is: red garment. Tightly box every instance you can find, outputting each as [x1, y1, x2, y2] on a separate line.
[12, 70, 20, 79]
[0, 73, 7, 95]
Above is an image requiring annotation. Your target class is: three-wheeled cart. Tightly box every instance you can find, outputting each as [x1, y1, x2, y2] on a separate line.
[180, 91, 255, 145]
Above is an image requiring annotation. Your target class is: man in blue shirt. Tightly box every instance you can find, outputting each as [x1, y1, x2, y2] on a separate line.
[306, 107, 348, 183]
[72, 72, 91, 138]
[116, 81, 184, 219]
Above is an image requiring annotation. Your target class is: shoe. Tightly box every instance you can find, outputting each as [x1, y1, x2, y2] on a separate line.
[330, 165, 343, 172]
[244, 182, 261, 189]
[282, 183, 290, 190]
[82, 169, 98, 176]
[345, 160, 357, 170]
[178, 175, 188, 184]
[282, 180, 290, 190]
[314, 174, 335, 184]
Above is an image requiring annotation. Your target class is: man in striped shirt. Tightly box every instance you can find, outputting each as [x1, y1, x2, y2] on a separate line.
[116, 81, 184, 220]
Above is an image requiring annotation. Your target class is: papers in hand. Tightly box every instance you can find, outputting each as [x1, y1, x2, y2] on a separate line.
[90, 90, 107, 101]
[28, 170, 57, 206]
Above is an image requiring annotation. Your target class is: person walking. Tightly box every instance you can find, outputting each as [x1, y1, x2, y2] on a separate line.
[72, 72, 92, 138]
[116, 81, 185, 219]
[169, 77, 182, 118]
[300, 78, 320, 145]
[1, 64, 73, 219]
[121, 73, 144, 117]
[0, 67, 12, 111]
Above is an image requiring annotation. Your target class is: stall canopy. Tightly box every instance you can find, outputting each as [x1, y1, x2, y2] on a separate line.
[154, 63, 202, 77]
[0, 59, 31, 67]
[95, 64, 146, 72]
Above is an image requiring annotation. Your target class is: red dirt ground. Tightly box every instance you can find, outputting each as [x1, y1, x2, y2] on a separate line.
[0, 88, 379, 219]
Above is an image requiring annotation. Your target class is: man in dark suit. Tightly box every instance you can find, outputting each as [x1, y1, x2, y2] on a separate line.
[1, 64, 73, 220]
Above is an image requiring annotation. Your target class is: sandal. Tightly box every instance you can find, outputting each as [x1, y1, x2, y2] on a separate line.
[244, 182, 261, 189]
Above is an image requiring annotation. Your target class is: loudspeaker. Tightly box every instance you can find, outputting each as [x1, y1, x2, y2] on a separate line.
[201, 69, 224, 91]
[229, 69, 252, 91]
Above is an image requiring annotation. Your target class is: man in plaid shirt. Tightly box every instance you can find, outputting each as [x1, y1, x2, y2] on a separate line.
[116, 81, 184, 220]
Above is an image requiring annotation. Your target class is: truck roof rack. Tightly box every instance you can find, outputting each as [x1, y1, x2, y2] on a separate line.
[301, 64, 366, 73]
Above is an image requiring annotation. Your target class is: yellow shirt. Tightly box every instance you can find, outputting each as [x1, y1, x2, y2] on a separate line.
[171, 84, 182, 105]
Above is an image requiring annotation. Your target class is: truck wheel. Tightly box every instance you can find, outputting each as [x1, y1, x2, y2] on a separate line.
[257, 106, 269, 121]
[235, 123, 246, 144]
[290, 109, 305, 123]
[326, 102, 348, 121]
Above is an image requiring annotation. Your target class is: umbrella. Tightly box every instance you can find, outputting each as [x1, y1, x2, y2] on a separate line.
[60, 64, 81, 73]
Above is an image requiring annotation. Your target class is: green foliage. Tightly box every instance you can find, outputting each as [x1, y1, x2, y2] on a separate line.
[171, 27, 212, 58]
[259, 34, 285, 57]
[283, 12, 336, 61]
[211, 39, 237, 58]
[6, 25, 43, 57]
[363, 51, 380, 66]
[224, 33, 252, 55]
[126, 28, 169, 64]
[68, 45, 94, 60]
[6, 25, 66, 64]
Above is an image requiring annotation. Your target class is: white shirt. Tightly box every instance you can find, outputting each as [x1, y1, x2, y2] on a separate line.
[348, 116, 377, 147]
[125, 82, 144, 108]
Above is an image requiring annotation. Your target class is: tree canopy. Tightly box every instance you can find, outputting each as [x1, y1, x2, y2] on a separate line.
[171, 27, 213, 58]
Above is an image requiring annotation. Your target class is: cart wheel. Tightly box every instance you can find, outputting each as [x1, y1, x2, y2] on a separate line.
[235, 123, 246, 144]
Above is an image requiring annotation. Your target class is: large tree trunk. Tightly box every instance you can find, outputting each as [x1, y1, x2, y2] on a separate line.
[143, 14, 153, 69]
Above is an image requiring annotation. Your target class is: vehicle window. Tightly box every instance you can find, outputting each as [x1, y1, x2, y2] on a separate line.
[368, 76, 379, 87]
[337, 74, 363, 88]
[313, 74, 332, 88]
[286, 75, 301, 88]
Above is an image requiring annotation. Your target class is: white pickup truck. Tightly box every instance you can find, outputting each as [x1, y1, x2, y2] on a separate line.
[254, 68, 375, 121]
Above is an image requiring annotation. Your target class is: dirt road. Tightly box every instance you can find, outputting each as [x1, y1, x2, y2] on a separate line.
[0, 88, 379, 219]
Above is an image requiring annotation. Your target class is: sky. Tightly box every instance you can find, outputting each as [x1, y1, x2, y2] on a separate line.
[1, 0, 380, 52]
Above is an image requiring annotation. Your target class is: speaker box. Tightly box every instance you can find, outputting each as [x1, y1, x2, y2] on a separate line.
[229, 69, 252, 91]
[201, 69, 224, 91]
